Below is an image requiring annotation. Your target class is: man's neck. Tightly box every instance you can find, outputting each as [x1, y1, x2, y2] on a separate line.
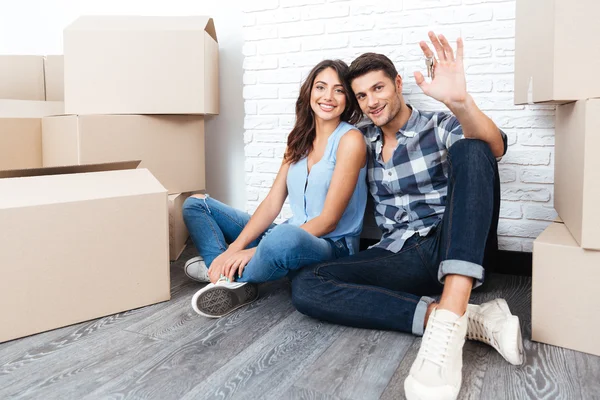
[381, 103, 411, 142]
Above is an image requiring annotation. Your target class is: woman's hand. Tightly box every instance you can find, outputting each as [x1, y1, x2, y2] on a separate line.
[222, 248, 257, 282]
[208, 249, 238, 283]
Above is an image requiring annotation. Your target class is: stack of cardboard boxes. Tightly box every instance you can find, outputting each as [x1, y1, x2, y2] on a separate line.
[515, 0, 600, 357]
[0, 16, 219, 343]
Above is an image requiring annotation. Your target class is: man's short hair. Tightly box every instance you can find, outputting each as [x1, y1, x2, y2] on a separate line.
[347, 53, 399, 84]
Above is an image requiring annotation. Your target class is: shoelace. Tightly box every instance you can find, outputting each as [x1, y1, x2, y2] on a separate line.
[421, 316, 460, 367]
[466, 311, 494, 345]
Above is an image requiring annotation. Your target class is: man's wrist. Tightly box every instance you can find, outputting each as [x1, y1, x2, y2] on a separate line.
[446, 93, 473, 115]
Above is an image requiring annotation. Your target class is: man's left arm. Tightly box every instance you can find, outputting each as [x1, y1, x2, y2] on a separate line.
[414, 31, 506, 157]
[448, 94, 506, 157]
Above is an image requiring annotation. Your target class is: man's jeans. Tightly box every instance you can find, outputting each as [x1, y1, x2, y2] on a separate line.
[182, 197, 349, 283]
[291, 139, 501, 336]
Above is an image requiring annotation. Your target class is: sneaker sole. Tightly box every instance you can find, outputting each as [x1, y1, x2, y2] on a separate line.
[191, 284, 259, 318]
[404, 375, 460, 400]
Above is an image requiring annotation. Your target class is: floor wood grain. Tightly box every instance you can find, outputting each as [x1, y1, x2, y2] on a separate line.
[1, 243, 599, 400]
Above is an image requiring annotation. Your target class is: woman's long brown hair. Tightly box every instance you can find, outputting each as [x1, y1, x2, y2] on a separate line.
[283, 59, 362, 164]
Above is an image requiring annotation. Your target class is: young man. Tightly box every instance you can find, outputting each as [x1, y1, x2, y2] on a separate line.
[291, 32, 524, 400]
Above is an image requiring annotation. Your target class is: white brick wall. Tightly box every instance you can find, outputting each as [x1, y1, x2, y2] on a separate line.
[242, 0, 555, 253]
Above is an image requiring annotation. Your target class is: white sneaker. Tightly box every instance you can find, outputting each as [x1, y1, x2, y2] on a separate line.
[184, 256, 210, 283]
[404, 309, 467, 400]
[191, 276, 259, 318]
[466, 298, 524, 365]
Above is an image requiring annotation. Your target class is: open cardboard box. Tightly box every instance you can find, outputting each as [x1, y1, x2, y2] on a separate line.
[64, 15, 219, 115]
[42, 114, 205, 195]
[0, 161, 170, 343]
[0, 99, 65, 171]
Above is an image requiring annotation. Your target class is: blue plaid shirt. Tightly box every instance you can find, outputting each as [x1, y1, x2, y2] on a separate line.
[361, 105, 507, 253]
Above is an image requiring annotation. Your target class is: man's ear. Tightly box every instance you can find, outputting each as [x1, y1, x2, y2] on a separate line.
[395, 74, 403, 92]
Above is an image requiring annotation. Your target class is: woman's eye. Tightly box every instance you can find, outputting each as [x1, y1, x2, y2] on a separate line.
[316, 85, 325, 90]
[335, 89, 344, 94]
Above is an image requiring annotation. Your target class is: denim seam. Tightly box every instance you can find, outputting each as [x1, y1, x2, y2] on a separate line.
[414, 241, 442, 285]
[313, 265, 419, 304]
[445, 156, 456, 261]
[194, 206, 228, 252]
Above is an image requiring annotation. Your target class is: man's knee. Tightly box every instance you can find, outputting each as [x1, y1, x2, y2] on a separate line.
[449, 139, 494, 164]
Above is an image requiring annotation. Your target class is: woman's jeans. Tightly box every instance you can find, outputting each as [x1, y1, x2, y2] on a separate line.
[182, 196, 350, 283]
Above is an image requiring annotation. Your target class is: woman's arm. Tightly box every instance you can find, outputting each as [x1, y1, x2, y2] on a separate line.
[301, 129, 366, 237]
[209, 160, 290, 282]
[228, 160, 290, 251]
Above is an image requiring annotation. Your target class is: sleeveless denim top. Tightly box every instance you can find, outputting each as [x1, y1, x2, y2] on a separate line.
[286, 121, 367, 255]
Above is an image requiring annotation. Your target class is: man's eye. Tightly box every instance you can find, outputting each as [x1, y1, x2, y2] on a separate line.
[375, 86, 383, 91]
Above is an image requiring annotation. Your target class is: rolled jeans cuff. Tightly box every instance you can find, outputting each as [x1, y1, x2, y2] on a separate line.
[412, 296, 436, 336]
[438, 259, 485, 289]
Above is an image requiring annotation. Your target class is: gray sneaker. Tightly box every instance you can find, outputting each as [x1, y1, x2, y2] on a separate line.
[191, 276, 259, 318]
[184, 256, 210, 283]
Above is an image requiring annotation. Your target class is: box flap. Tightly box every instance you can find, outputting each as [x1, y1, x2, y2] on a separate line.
[66, 15, 217, 41]
[535, 222, 577, 248]
[0, 100, 64, 118]
[0, 160, 141, 179]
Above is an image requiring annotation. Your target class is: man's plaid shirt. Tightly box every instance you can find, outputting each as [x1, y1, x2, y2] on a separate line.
[360, 105, 507, 253]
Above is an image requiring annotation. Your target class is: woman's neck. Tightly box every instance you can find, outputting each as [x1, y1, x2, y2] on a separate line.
[314, 117, 341, 140]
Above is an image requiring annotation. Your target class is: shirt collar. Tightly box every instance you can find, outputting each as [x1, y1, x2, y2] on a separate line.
[369, 104, 420, 143]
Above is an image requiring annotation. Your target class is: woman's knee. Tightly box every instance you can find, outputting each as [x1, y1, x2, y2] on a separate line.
[261, 224, 306, 253]
[182, 195, 209, 222]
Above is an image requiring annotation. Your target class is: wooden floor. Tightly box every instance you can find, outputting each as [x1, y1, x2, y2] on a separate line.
[1, 243, 599, 400]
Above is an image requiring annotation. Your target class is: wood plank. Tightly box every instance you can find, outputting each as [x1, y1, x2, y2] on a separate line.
[82, 282, 296, 400]
[0, 330, 166, 400]
[280, 386, 345, 400]
[573, 350, 600, 400]
[125, 279, 290, 342]
[178, 312, 344, 400]
[479, 340, 581, 400]
[294, 328, 413, 400]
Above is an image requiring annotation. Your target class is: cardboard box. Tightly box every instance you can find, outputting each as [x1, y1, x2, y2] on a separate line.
[0, 161, 170, 343]
[169, 193, 192, 261]
[0, 55, 45, 100]
[42, 114, 206, 194]
[532, 222, 600, 356]
[514, 0, 600, 104]
[554, 99, 600, 249]
[64, 16, 219, 115]
[44, 55, 64, 101]
[0, 100, 65, 171]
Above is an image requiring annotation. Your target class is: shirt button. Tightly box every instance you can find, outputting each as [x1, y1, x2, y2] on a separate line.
[388, 171, 392, 176]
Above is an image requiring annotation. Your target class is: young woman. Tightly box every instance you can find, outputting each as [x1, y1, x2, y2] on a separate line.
[182, 59, 367, 318]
